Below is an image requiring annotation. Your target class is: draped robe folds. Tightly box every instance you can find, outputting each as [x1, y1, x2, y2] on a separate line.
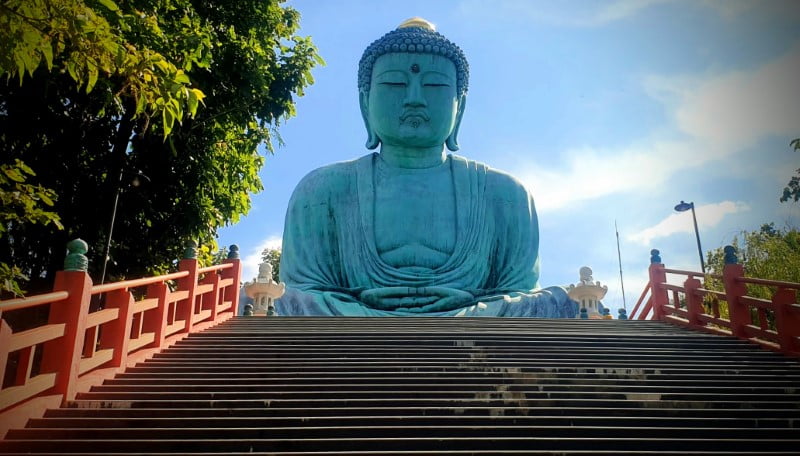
[275, 153, 578, 317]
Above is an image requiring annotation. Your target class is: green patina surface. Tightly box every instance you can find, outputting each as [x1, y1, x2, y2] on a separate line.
[277, 18, 576, 317]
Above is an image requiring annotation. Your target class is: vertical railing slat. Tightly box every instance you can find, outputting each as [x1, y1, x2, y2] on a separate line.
[774, 288, 799, 355]
[99, 289, 134, 371]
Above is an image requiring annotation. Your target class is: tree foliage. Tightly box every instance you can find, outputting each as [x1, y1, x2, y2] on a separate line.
[0, 0, 321, 294]
[706, 223, 800, 301]
[260, 247, 281, 282]
[0, 160, 63, 296]
[1, 0, 204, 137]
[780, 138, 800, 203]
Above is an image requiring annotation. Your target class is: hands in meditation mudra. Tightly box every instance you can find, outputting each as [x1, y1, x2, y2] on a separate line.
[276, 18, 578, 317]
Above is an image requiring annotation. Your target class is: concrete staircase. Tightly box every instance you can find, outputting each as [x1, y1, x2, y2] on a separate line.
[2, 317, 800, 455]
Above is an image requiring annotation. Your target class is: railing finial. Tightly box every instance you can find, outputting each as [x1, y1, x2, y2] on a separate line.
[724, 245, 738, 265]
[183, 240, 198, 259]
[228, 244, 240, 259]
[650, 249, 662, 264]
[63, 239, 89, 271]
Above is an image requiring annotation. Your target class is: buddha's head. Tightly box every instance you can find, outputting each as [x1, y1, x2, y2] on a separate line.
[358, 18, 469, 152]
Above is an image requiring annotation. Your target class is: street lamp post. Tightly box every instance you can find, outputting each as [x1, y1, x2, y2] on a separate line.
[674, 200, 706, 274]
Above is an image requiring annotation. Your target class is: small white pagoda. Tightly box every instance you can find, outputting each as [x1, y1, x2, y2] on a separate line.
[243, 262, 285, 316]
[567, 266, 608, 319]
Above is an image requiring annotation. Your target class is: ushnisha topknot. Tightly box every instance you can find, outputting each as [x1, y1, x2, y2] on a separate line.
[358, 17, 469, 98]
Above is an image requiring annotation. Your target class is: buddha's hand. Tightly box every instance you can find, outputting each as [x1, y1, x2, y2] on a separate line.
[359, 286, 474, 311]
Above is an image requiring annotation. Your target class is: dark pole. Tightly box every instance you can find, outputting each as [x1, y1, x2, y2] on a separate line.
[99, 169, 124, 285]
[615, 220, 627, 311]
[689, 203, 706, 274]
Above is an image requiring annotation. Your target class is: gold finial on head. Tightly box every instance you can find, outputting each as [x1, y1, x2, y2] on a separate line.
[397, 17, 436, 31]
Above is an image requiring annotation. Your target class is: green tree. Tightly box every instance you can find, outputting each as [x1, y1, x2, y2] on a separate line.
[706, 223, 800, 302]
[0, 0, 321, 293]
[0, 160, 63, 296]
[780, 138, 800, 203]
[260, 248, 281, 282]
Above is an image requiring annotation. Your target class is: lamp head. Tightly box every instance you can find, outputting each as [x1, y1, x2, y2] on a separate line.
[674, 200, 693, 212]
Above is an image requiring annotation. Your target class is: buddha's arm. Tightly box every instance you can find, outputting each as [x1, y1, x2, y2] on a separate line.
[279, 166, 350, 292]
[488, 172, 541, 292]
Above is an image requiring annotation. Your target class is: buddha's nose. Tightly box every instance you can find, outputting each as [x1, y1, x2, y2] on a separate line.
[403, 82, 427, 108]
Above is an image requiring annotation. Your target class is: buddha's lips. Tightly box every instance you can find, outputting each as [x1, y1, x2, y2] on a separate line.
[401, 111, 429, 121]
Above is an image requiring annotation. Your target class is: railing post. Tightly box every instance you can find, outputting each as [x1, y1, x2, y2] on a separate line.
[39, 239, 93, 401]
[648, 249, 668, 321]
[98, 289, 134, 371]
[0, 320, 11, 387]
[143, 282, 169, 349]
[176, 241, 199, 334]
[222, 245, 242, 317]
[722, 245, 749, 339]
[202, 271, 221, 323]
[773, 288, 800, 355]
[684, 277, 704, 328]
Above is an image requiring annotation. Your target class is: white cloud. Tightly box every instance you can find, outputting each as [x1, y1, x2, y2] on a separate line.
[459, 0, 673, 27]
[241, 234, 282, 283]
[628, 201, 750, 245]
[647, 44, 800, 151]
[520, 42, 800, 212]
[590, 0, 673, 25]
[522, 140, 695, 211]
[701, 0, 800, 22]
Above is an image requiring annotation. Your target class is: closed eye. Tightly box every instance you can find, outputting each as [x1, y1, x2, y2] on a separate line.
[424, 83, 450, 87]
[380, 82, 407, 87]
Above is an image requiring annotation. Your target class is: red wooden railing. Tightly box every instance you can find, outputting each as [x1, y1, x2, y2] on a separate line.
[0, 239, 241, 435]
[630, 247, 800, 357]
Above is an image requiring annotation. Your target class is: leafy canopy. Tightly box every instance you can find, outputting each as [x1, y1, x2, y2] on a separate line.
[1, 0, 205, 136]
[0, 0, 321, 293]
[780, 138, 800, 203]
[706, 223, 800, 301]
[0, 160, 63, 296]
[260, 247, 281, 283]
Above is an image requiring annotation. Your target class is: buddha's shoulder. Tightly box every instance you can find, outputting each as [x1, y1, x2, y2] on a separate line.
[290, 154, 368, 198]
[451, 154, 531, 197]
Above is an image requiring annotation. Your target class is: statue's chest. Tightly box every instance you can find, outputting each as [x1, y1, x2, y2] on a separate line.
[373, 168, 456, 268]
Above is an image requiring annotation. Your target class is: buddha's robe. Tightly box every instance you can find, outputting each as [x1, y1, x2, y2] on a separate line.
[275, 153, 577, 317]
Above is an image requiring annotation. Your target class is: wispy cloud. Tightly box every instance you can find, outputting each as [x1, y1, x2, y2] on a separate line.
[521, 42, 800, 212]
[241, 234, 282, 283]
[700, 0, 800, 22]
[521, 140, 694, 211]
[645, 43, 800, 151]
[459, 0, 674, 27]
[628, 201, 750, 245]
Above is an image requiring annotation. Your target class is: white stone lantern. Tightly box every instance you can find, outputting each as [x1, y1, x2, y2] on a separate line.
[567, 266, 608, 319]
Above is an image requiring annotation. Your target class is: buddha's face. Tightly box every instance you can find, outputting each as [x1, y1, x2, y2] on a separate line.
[365, 53, 459, 149]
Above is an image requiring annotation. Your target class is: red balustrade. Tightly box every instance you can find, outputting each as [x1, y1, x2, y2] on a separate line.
[0, 240, 241, 434]
[631, 248, 800, 357]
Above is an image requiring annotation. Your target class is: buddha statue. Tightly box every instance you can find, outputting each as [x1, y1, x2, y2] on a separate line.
[275, 18, 577, 317]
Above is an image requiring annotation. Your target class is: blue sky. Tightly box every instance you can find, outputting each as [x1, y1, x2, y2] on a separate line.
[217, 0, 800, 311]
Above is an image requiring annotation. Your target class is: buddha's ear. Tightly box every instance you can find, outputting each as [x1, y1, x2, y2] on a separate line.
[360, 89, 380, 150]
[446, 95, 467, 152]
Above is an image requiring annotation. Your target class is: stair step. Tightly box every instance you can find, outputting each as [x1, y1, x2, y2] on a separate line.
[4, 436, 800, 452]
[8, 425, 800, 440]
[25, 415, 800, 429]
[63, 397, 800, 410]
[44, 405, 800, 419]
[89, 383, 800, 393]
